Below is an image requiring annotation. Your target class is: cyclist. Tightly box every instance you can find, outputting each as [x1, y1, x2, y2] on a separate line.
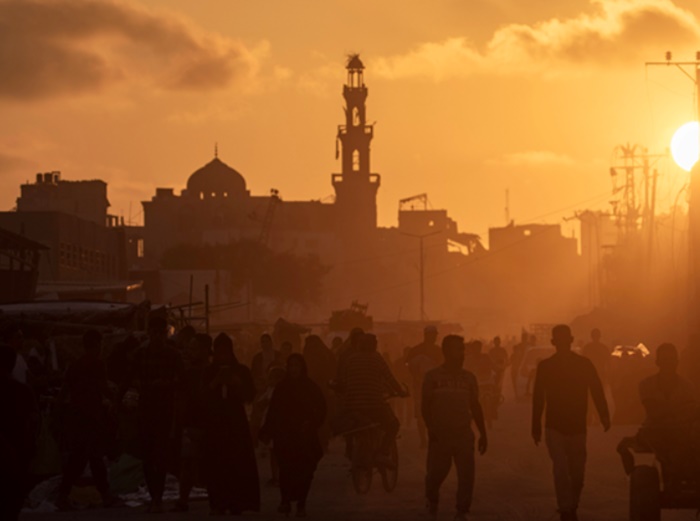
[337, 333, 407, 464]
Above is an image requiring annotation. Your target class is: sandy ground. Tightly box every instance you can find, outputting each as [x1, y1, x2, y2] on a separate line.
[20, 388, 700, 521]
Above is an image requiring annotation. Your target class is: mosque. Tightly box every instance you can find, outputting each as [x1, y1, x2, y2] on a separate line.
[142, 55, 382, 270]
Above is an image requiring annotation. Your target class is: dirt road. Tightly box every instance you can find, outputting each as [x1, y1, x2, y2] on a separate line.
[20, 392, 697, 520]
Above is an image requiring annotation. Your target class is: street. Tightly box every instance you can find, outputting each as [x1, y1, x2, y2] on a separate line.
[20, 388, 698, 521]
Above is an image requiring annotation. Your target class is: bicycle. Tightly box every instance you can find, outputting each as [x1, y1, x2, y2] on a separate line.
[344, 417, 399, 494]
[329, 380, 408, 494]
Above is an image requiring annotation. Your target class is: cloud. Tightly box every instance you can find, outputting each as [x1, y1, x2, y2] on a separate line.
[0, 0, 261, 100]
[487, 151, 577, 168]
[374, 0, 700, 80]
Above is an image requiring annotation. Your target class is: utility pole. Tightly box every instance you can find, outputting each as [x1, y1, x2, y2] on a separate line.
[609, 144, 665, 262]
[401, 229, 442, 322]
[646, 52, 700, 334]
[505, 189, 510, 225]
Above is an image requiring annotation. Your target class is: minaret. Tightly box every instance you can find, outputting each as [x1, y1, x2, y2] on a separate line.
[332, 54, 381, 236]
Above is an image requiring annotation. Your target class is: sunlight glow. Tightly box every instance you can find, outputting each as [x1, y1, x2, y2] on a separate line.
[671, 121, 699, 172]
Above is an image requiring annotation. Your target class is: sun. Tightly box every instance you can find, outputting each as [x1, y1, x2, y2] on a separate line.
[671, 121, 699, 172]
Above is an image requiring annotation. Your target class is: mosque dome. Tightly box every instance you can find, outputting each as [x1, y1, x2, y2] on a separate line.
[186, 157, 247, 199]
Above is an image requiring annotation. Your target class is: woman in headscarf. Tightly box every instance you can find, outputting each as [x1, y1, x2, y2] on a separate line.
[202, 333, 260, 515]
[260, 353, 327, 518]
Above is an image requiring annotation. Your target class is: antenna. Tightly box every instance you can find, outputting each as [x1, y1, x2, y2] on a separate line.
[214, 142, 218, 159]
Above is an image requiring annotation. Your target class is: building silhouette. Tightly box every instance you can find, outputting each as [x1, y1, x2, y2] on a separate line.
[0, 55, 592, 332]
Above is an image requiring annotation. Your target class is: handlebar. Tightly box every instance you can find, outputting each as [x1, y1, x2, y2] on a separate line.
[328, 380, 410, 398]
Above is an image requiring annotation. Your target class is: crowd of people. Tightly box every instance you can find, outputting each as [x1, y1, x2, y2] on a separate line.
[3, 317, 700, 521]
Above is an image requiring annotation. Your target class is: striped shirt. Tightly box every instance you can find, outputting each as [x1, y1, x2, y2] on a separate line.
[338, 351, 402, 411]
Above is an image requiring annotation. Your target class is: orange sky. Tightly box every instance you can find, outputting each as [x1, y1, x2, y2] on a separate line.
[1, 0, 699, 241]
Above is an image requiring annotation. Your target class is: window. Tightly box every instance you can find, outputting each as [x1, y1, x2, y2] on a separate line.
[352, 150, 360, 171]
[352, 107, 361, 126]
[137, 239, 145, 258]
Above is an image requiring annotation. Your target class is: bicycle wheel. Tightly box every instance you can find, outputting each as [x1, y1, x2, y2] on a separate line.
[351, 435, 373, 494]
[380, 440, 399, 492]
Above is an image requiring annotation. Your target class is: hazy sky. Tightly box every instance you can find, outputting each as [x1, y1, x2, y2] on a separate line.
[1, 0, 699, 240]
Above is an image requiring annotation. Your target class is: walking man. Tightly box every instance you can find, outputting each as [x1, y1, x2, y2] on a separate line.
[423, 335, 488, 521]
[532, 325, 610, 521]
[132, 316, 183, 513]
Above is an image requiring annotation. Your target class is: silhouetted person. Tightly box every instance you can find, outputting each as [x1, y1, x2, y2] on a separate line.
[510, 331, 528, 399]
[56, 330, 118, 510]
[680, 333, 700, 400]
[131, 316, 183, 513]
[335, 327, 365, 380]
[260, 354, 327, 518]
[0, 343, 38, 521]
[252, 333, 281, 393]
[617, 343, 697, 474]
[251, 333, 281, 446]
[407, 325, 442, 448]
[303, 334, 336, 452]
[173, 333, 211, 512]
[393, 346, 414, 425]
[107, 334, 140, 397]
[280, 340, 294, 362]
[174, 325, 196, 352]
[422, 334, 487, 521]
[253, 364, 286, 486]
[202, 333, 259, 515]
[337, 333, 406, 462]
[532, 325, 610, 521]
[25, 332, 61, 395]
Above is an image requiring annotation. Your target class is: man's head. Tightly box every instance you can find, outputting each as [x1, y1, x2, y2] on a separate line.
[260, 334, 273, 352]
[591, 328, 602, 342]
[442, 335, 465, 368]
[148, 316, 168, 347]
[551, 325, 573, 352]
[424, 325, 438, 345]
[493, 336, 501, 348]
[360, 333, 378, 353]
[0, 343, 17, 376]
[213, 333, 236, 365]
[83, 330, 102, 358]
[177, 325, 196, 346]
[655, 343, 678, 373]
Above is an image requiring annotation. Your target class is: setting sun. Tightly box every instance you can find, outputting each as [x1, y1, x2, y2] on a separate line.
[671, 121, 699, 172]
